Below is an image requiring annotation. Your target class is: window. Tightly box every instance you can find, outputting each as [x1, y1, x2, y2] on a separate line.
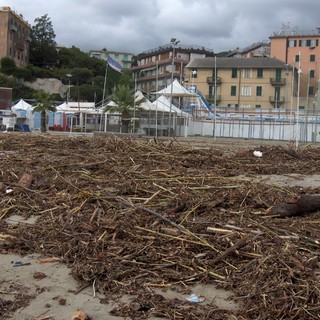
[212, 68, 217, 79]
[257, 68, 263, 78]
[310, 54, 315, 62]
[288, 40, 297, 47]
[309, 87, 314, 95]
[295, 55, 300, 62]
[242, 69, 252, 78]
[310, 39, 318, 47]
[310, 70, 315, 78]
[256, 86, 262, 96]
[231, 68, 237, 78]
[231, 86, 237, 96]
[241, 86, 251, 96]
[299, 40, 307, 47]
[275, 69, 282, 81]
[255, 105, 261, 109]
[192, 68, 197, 78]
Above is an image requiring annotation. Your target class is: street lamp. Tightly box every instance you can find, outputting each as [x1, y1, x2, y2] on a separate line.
[66, 74, 72, 105]
[168, 38, 180, 136]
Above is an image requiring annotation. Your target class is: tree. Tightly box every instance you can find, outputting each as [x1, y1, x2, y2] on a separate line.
[30, 14, 58, 67]
[32, 91, 57, 132]
[103, 85, 145, 133]
[0, 57, 16, 75]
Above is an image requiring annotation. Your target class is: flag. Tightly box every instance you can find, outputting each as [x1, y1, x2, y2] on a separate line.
[107, 56, 122, 73]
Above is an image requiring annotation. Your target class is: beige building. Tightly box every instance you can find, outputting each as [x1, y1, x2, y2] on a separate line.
[0, 6, 31, 67]
[89, 49, 133, 69]
[185, 57, 295, 111]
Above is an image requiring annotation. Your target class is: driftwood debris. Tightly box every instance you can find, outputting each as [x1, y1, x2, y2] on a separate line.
[2, 135, 320, 319]
[268, 193, 320, 217]
[17, 173, 33, 189]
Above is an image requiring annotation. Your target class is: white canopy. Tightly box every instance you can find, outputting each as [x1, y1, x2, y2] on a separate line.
[12, 99, 33, 111]
[153, 95, 189, 116]
[135, 90, 167, 112]
[56, 101, 96, 113]
[155, 79, 193, 97]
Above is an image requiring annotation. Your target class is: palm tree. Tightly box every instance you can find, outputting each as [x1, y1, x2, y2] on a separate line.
[32, 91, 57, 132]
[103, 84, 145, 133]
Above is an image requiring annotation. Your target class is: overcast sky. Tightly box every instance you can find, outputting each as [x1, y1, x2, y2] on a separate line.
[2, 0, 320, 55]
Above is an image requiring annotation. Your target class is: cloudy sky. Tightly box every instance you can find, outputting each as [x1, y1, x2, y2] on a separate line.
[2, 0, 320, 55]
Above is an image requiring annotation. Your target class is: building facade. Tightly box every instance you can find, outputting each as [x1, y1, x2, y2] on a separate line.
[186, 57, 295, 110]
[227, 41, 270, 58]
[130, 44, 215, 94]
[270, 27, 320, 109]
[0, 6, 31, 68]
[89, 49, 133, 69]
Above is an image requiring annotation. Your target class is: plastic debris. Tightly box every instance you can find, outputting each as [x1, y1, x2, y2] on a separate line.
[186, 293, 206, 303]
[253, 150, 263, 157]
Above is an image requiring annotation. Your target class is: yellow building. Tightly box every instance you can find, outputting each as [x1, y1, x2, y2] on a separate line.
[0, 6, 31, 67]
[185, 57, 295, 111]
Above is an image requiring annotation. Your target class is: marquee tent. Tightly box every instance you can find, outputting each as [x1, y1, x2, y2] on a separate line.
[155, 79, 194, 97]
[12, 99, 33, 111]
[135, 90, 168, 112]
[152, 95, 189, 116]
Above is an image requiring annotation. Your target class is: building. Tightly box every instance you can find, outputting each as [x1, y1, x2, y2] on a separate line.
[227, 41, 270, 58]
[186, 57, 295, 110]
[89, 49, 133, 69]
[130, 43, 215, 94]
[0, 6, 31, 68]
[270, 26, 320, 109]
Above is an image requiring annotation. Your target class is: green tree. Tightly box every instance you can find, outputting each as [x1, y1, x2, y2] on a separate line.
[32, 91, 57, 132]
[103, 85, 145, 133]
[30, 14, 58, 67]
[0, 57, 16, 75]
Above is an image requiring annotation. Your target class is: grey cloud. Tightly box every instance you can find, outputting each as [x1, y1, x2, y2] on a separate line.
[3, 0, 320, 54]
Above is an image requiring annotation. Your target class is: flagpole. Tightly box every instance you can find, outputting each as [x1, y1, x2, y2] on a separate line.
[156, 61, 159, 138]
[101, 60, 108, 132]
[133, 72, 137, 134]
[295, 51, 301, 150]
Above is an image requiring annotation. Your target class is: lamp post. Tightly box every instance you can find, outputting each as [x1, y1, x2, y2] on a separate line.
[168, 38, 180, 136]
[66, 74, 72, 105]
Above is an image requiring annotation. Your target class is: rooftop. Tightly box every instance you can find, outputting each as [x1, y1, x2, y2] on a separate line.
[139, 44, 214, 56]
[186, 57, 291, 69]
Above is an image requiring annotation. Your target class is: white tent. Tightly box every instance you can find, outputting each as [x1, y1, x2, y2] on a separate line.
[155, 79, 194, 97]
[12, 99, 33, 111]
[11, 99, 35, 130]
[152, 95, 189, 115]
[135, 90, 155, 111]
[56, 102, 95, 113]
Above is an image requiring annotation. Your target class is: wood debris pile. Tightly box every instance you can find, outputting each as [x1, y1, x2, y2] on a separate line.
[0, 133, 320, 319]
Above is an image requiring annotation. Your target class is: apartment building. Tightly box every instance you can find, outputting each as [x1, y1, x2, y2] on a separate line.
[89, 49, 133, 69]
[186, 57, 294, 110]
[0, 6, 31, 68]
[270, 27, 320, 109]
[227, 41, 270, 58]
[130, 43, 215, 93]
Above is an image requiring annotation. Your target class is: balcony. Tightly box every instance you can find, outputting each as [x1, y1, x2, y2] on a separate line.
[270, 78, 286, 86]
[206, 95, 221, 103]
[207, 76, 221, 85]
[269, 96, 285, 104]
[16, 41, 25, 51]
[9, 24, 17, 32]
